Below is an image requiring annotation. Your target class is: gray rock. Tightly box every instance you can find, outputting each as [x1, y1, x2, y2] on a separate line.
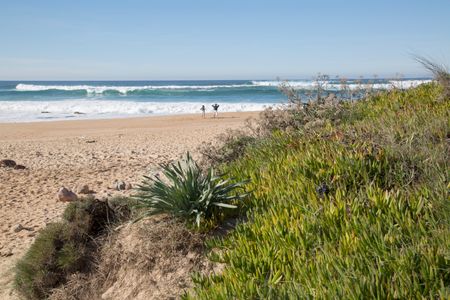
[0, 159, 16, 168]
[115, 181, 126, 191]
[13, 224, 25, 233]
[76, 184, 91, 194]
[57, 187, 78, 202]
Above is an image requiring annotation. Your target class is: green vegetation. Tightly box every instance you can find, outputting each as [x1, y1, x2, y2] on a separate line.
[14, 197, 130, 299]
[15, 222, 87, 299]
[134, 152, 249, 228]
[188, 83, 450, 298]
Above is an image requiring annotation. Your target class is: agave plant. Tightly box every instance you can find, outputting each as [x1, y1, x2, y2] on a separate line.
[134, 152, 249, 227]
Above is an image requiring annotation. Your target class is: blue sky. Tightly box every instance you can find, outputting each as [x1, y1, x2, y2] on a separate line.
[0, 0, 449, 80]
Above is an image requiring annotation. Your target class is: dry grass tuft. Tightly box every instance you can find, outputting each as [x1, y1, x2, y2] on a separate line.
[415, 55, 450, 99]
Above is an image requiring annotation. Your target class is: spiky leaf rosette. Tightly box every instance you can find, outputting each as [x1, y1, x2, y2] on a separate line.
[134, 152, 248, 227]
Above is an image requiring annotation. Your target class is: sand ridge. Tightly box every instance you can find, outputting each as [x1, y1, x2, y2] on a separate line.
[0, 111, 257, 299]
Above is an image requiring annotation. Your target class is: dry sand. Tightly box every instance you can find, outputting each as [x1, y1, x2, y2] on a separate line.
[0, 111, 257, 299]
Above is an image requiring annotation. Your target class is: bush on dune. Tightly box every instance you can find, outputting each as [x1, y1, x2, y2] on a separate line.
[14, 197, 132, 299]
[199, 128, 257, 168]
[187, 80, 450, 298]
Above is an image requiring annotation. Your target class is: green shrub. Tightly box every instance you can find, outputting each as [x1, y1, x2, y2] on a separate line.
[106, 196, 139, 221]
[199, 129, 257, 167]
[187, 83, 450, 299]
[15, 197, 130, 299]
[63, 197, 115, 234]
[14, 223, 88, 299]
[134, 152, 249, 228]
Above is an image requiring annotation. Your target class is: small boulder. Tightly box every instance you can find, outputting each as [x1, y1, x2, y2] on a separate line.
[13, 224, 25, 233]
[115, 181, 126, 191]
[1, 159, 16, 168]
[75, 184, 91, 194]
[57, 187, 78, 202]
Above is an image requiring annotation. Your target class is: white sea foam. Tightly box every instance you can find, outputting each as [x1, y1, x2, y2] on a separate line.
[15, 79, 431, 94]
[0, 100, 275, 122]
[15, 83, 255, 94]
[251, 79, 432, 90]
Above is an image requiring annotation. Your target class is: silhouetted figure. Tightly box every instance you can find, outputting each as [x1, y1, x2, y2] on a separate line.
[200, 105, 206, 118]
[212, 103, 219, 118]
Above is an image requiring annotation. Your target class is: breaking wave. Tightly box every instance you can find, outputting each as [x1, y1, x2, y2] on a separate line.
[0, 100, 274, 122]
[15, 79, 432, 94]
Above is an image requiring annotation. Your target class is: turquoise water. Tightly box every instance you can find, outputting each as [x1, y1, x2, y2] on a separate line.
[0, 79, 431, 122]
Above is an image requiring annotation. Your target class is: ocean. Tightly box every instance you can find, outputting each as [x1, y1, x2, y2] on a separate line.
[0, 79, 431, 122]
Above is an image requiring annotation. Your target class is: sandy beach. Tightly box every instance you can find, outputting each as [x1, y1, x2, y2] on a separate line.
[0, 111, 257, 299]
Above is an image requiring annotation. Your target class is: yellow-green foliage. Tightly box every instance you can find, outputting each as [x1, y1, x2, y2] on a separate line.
[188, 84, 450, 299]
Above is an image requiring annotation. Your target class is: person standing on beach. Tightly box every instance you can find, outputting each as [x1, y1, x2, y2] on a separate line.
[212, 103, 219, 118]
[200, 105, 206, 118]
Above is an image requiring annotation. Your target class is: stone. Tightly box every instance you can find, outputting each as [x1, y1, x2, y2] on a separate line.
[13, 224, 25, 233]
[0, 159, 16, 168]
[76, 184, 91, 194]
[57, 187, 78, 202]
[14, 164, 26, 170]
[115, 181, 126, 191]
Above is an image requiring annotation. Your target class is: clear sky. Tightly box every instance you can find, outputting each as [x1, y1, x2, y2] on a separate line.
[0, 0, 449, 80]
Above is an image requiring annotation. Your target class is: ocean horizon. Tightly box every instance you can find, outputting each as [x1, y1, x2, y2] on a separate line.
[0, 78, 431, 122]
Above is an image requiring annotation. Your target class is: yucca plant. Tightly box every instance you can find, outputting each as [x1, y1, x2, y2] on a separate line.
[134, 152, 249, 227]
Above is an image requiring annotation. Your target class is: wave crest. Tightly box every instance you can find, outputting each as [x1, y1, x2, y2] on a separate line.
[15, 79, 431, 94]
[251, 79, 432, 90]
[15, 83, 255, 94]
